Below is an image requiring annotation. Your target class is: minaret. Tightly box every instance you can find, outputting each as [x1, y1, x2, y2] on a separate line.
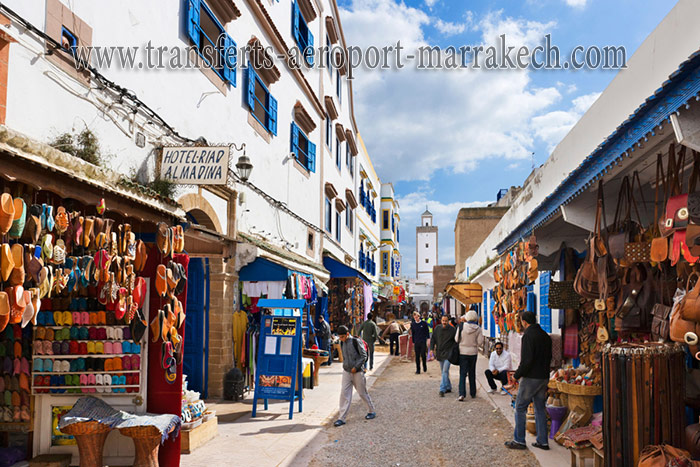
[416, 207, 437, 283]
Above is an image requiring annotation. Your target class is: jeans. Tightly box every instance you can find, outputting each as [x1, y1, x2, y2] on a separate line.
[363, 342, 375, 370]
[514, 377, 549, 446]
[322, 339, 331, 366]
[458, 354, 477, 398]
[389, 333, 400, 355]
[485, 369, 509, 390]
[439, 359, 452, 393]
[414, 341, 427, 373]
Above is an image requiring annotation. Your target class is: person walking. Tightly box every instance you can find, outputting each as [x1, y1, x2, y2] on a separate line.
[333, 326, 376, 427]
[454, 310, 483, 401]
[505, 311, 552, 451]
[485, 341, 512, 394]
[359, 313, 379, 370]
[410, 311, 429, 374]
[316, 314, 332, 366]
[430, 314, 456, 397]
[382, 317, 402, 356]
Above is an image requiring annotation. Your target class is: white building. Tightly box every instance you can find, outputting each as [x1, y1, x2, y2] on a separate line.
[355, 133, 381, 288]
[379, 183, 401, 293]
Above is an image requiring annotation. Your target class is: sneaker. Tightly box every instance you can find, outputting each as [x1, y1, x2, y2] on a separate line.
[365, 412, 376, 420]
[457, 396, 465, 402]
[415, 371, 420, 375]
[439, 391, 445, 397]
[504, 441, 527, 450]
[531, 442, 550, 451]
[487, 388, 495, 394]
[500, 389, 508, 395]
[333, 420, 345, 427]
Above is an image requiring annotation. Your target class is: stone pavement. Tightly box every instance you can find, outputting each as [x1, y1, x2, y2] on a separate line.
[182, 349, 571, 467]
[181, 352, 392, 467]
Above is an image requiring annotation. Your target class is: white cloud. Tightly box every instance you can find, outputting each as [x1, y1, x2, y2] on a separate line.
[531, 91, 601, 151]
[565, 0, 588, 8]
[434, 19, 466, 36]
[340, 2, 563, 182]
[425, 0, 438, 8]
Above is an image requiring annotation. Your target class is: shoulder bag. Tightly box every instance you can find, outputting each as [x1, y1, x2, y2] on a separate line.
[448, 324, 462, 365]
[637, 444, 698, 467]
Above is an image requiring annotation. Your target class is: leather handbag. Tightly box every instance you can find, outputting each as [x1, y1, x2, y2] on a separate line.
[670, 285, 698, 343]
[637, 444, 697, 467]
[680, 272, 700, 323]
[685, 422, 700, 459]
[660, 143, 687, 238]
[651, 303, 671, 340]
[549, 280, 581, 310]
[615, 263, 654, 331]
[574, 181, 620, 301]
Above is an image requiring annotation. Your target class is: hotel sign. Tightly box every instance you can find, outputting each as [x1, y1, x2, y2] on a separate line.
[161, 146, 230, 185]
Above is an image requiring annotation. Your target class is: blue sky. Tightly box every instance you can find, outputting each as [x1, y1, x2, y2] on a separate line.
[337, 0, 677, 277]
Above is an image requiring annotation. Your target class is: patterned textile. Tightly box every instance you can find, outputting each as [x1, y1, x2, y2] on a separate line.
[58, 396, 181, 444]
[563, 323, 579, 358]
[550, 333, 563, 368]
[561, 425, 601, 448]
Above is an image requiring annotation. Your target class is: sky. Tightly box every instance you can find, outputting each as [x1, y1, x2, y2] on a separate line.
[336, 0, 677, 278]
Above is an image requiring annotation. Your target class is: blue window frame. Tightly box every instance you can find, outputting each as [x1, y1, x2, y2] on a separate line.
[291, 122, 316, 172]
[246, 68, 277, 135]
[325, 113, 331, 148]
[186, 0, 237, 86]
[539, 271, 552, 332]
[292, 1, 314, 66]
[391, 217, 395, 232]
[61, 27, 78, 56]
[335, 212, 341, 242]
[324, 197, 332, 233]
[359, 248, 365, 270]
[335, 138, 341, 170]
[397, 228, 399, 243]
[336, 69, 341, 103]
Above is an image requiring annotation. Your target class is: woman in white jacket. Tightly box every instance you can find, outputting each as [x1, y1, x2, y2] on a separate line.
[455, 310, 484, 401]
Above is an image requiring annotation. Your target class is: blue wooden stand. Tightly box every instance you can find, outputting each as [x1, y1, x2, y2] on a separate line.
[251, 299, 305, 420]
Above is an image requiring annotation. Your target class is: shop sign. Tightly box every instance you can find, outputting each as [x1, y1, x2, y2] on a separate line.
[161, 146, 230, 185]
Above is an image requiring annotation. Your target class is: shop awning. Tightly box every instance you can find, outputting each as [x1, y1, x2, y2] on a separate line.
[323, 256, 370, 284]
[446, 282, 483, 306]
[238, 232, 330, 282]
[239, 257, 289, 281]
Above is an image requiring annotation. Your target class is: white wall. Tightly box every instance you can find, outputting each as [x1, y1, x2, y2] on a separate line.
[416, 230, 437, 281]
[463, 0, 700, 279]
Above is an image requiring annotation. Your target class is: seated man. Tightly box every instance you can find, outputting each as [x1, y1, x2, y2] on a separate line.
[485, 341, 512, 394]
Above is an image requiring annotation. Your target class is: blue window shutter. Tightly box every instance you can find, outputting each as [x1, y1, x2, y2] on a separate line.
[306, 28, 314, 66]
[292, 2, 300, 43]
[187, 0, 200, 48]
[222, 32, 236, 86]
[308, 140, 316, 173]
[268, 94, 277, 136]
[290, 122, 299, 157]
[246, 67, 256, 111]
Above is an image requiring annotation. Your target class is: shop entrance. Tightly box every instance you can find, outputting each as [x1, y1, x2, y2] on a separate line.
[184, 257, 210, 397]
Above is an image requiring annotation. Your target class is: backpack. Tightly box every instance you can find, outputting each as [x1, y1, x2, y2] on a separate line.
[352, 337, 368, 364]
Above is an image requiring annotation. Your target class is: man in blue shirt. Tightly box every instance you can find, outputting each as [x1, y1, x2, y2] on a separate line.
[410, 311, 429, 374]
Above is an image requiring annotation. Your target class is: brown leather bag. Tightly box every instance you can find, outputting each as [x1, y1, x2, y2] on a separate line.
[680, 272, 700, 323]
[638, 444, 698, 467]
[685, 422, 700, 460]
[671, 280, 699, 343]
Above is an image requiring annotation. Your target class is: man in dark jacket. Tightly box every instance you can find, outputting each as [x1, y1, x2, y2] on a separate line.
[430, 315, 456, 396]
[316, 315, 332, 366]
[410, 311, 429, 374]
[505, 311, 552, 451]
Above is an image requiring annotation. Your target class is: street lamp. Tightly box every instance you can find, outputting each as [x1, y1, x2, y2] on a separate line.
[235, 154, 253, 182]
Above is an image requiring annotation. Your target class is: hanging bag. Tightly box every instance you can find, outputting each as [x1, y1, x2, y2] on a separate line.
[650, 154, 670, 262]
[680, 272, 700, 323]
[623, 171, 652, 264]
[448, 324, 462, 365]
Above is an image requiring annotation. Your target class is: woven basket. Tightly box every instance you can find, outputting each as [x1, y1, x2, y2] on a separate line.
[557, 381, 602, 396]
[61, 420, 112, 436]
[119, 425, 162, 439]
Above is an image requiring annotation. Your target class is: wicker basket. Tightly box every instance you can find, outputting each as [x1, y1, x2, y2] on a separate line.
[60, 421, 111, 436]
[60, 421, 112, 467]
[557, 381, 602, 396]
[119, 425, 162, 439]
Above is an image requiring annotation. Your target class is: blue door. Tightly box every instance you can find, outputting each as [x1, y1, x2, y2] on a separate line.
[489, 291, 495, 338]
[539, 271, 552, 332]
[184, 258, 209, 397]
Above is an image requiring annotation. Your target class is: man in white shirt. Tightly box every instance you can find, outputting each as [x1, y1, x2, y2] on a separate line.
[485, 341, 512, 394]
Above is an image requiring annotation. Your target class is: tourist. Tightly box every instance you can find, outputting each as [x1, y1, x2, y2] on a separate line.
[485, 341, 512, 394]
[333, 326, 376, 427]
[316, 315, 332, 366]
[505, 311, 552, 451]
[430, 314, 456, 397]
[359, 313, 379, 370]
[455, 310, 483, 401]
[381, 316, 402, 356]
[410, 311, 429, 374]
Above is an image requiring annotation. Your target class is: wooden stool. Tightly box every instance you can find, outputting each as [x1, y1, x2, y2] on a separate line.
[592, 447, 604, 467]
[332, 343, 343, 362]
[60, 421, 112, 467]
[119, 425, 163, 467]
[570, 446, 594, 467]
